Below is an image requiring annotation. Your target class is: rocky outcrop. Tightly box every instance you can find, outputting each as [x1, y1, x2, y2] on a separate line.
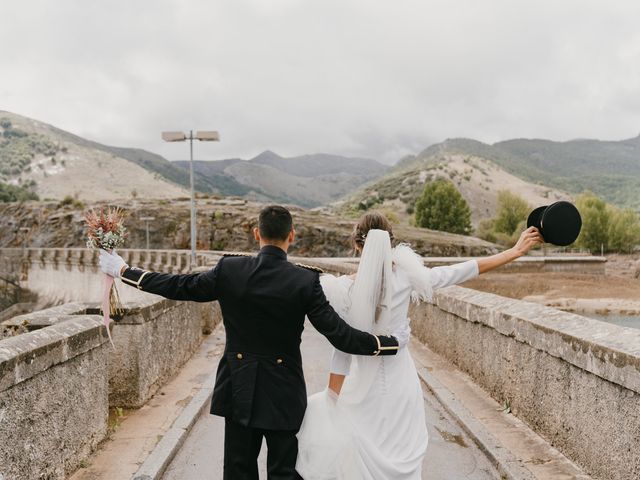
[0, 198, 498, 257]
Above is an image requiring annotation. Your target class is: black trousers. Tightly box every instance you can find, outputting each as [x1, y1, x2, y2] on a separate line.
[223, 418, 303, 480]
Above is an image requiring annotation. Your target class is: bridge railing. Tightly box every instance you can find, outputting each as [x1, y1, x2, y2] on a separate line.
[1, 247, 608, 279]
[0, 294, 221, 480]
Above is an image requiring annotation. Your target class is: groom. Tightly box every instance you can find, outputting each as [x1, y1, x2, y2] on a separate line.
[99, 205, 406, 480]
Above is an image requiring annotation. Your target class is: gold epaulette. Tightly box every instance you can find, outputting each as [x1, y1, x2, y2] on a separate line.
[223, 252, 253, 257]
[295, 263, 324, 274]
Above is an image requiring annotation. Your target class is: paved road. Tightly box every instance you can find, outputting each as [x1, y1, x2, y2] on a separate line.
[163, 324, 500, 479]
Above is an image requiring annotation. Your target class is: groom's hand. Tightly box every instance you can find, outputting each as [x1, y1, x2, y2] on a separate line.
[99, 250, 128, 278]
[392, 323, 411, 349]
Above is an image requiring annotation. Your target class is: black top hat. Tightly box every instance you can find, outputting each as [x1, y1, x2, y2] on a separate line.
[526, 201, 582, 247]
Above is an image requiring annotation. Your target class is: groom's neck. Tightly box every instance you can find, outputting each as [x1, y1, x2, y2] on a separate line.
[259, 241, 289, 253]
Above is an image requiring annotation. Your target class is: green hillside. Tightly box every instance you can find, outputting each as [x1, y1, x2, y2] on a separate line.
[431, 136, 640, 209]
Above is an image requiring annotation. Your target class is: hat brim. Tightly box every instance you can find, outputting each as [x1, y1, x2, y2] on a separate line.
[540, 201, 582, 247]
[527, 206, 547, 230]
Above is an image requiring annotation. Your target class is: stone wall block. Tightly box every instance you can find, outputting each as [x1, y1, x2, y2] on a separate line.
[410, 285, 640, 480]
[108, 300, 218, 408]
[0, 341, 109, 480]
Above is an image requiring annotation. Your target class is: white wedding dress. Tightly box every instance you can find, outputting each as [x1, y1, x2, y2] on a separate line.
[296, 244, 478, 480]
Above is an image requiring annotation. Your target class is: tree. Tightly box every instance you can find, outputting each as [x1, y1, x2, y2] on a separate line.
[414, 179, 472, 235]
[494, 191, 530, 235]
[575, 192, 610, 253]
[608, 208, 640, 253]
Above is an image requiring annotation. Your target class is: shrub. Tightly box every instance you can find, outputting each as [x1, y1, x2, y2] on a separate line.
[380, 209, 400, 224]
[476, 191, 531, 247]
[575, 191, 640, 253]
[494, 191, 531, 236]
[414, 179, 472, 235]
[575, 192, 610, 253]
[0, 182, 39, 202]
[608, 208, 640, 253]
[58, 195, 84, 208]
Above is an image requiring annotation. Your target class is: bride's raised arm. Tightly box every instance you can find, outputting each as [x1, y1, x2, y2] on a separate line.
[402, 226, 543, 295]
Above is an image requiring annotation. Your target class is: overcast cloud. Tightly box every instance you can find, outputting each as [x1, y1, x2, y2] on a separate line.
[1, 0, 639, 164]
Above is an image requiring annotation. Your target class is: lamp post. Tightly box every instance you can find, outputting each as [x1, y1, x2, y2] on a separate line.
[19, 227, 29, 257]
[140, 216, 155, 250]
[162, 130, 220, 269]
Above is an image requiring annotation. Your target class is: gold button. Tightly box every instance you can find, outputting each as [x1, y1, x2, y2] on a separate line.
[276, 358, 283, 364]
[237, 353, 243, 360]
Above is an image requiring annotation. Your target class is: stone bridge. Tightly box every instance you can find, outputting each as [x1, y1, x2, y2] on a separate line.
[0, 248, 634, 480]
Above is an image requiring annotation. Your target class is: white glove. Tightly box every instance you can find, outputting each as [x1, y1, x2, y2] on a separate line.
[99, 250, 128, 278]
[392, 322, 411, 349]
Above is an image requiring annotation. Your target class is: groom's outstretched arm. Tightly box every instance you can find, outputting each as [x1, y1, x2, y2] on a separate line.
[120, 264, 221, 302]
[305, 276, 399, 356]
[100, 250, 221, 302]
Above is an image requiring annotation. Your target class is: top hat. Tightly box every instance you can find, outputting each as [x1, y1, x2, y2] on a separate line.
[526, 201, 582, 247]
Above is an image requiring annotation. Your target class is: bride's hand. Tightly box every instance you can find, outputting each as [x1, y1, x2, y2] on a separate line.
[511, 227, 544, 257]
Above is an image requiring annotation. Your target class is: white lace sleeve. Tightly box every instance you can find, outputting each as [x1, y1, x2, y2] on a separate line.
[320, 274, 354, 375]
[392, 245, 479, 302]
[330, 349, 353, 375]
[430, 260, 479, 289]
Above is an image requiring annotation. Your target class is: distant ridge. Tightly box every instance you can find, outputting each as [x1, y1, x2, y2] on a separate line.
[173, 151, 388, 208]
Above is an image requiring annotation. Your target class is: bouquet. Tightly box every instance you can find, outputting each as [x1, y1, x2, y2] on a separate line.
[85, 207, 128, 348]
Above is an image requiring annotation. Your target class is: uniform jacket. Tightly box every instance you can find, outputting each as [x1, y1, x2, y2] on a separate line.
[120, 245, 398, 431]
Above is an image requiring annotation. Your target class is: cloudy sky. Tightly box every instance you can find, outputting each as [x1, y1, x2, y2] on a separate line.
[1, 0, 639, 164]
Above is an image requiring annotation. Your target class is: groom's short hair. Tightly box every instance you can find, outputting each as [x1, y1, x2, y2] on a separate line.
[259, 205, 293, 241]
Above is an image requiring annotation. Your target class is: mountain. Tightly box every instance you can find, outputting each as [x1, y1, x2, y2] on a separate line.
[341, 141, 571, 227]
[174, 151, 388, 208]
[427, 136, 640, 209]
[0, 111, 387, 207]
[0, 111, 188, 201]
[344, 132, 640, 227]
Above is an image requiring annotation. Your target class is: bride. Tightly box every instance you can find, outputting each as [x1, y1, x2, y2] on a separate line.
[296, 212, 542, 479]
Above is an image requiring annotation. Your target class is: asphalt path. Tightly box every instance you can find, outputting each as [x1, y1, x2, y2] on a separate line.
[162, 324, 499, 479]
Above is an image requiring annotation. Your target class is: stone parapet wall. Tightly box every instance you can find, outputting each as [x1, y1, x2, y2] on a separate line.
[410, 286, 640, 480]
[0, 249, 23, 280]
[303, 255, 607, 275]
[0, 294, 221, 479]
[0, 247, 216, 277]
[0, 247, 606, 307]
[0, 247, 220, 305]
[109, 298, 219, 407]
[423, 255, 607, 274]
[0, 316, 110, 480]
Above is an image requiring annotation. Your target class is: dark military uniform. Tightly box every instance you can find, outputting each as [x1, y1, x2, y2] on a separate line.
[120, 245, 398, 480]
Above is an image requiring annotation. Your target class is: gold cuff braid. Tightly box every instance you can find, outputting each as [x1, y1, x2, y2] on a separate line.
[373, 335, 399, 356]
[121, 270, 149, 290]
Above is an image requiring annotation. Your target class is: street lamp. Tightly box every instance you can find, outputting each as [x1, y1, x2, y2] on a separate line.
[140, 216, 155, 250]
[19, 227, 29, 256]
[162, 130, 220, 269]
